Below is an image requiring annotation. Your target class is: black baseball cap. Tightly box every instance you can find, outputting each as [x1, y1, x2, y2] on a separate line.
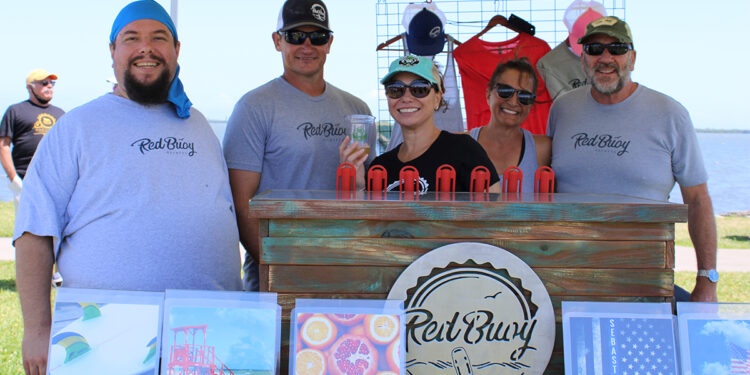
[277, 0, 331, 32]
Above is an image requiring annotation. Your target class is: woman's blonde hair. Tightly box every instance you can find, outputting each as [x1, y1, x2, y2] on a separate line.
[430, 62, 448, 110]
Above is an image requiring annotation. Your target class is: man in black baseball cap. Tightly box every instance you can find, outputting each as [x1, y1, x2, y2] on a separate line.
[223, 0, 372, 292]
[278, 0, 331, 32]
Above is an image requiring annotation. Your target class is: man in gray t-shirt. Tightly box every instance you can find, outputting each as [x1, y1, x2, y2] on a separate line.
[223, 0, 371, 291]
[547, 17, 718, 302]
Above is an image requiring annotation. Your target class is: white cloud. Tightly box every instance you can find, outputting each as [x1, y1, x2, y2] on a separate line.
[701, 362, 729, 375]
[700, 320, 750, 347]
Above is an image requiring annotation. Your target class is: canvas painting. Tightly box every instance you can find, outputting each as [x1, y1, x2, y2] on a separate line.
[47, 288, 163, 375]
[677, 303, 750, 375]
[160, 290, 281, 375]
[290, 299, 405, 375]
[563, 301, 678, 375]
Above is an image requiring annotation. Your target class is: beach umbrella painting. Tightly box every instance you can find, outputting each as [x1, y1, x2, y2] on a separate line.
[48, 302, 160, 375]
[50, 332, 91, 363]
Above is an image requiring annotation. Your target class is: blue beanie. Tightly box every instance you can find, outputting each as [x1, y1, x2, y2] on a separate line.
[110, 0, 192, 119]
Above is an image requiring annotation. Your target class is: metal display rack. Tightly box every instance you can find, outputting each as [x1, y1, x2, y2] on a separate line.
[374, 0, 626, 153]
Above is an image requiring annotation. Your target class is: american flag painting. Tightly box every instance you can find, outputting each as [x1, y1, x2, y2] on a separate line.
[731, 342, 750, 374]
[568, 317, 677, 375]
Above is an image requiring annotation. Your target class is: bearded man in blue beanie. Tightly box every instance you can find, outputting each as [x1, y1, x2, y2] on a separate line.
[14, 2, 241, 372]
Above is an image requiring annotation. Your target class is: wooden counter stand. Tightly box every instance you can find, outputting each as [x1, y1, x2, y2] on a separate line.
[248, 190, 687, 374]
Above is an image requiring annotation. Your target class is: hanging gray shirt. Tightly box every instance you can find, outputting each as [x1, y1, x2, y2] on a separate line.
[537, 42, 589, 101]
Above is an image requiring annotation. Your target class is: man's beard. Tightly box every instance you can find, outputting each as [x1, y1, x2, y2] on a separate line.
[123, 63, 172, 105]
[585, 56, 633, 96]
[31, 90, 50, 105]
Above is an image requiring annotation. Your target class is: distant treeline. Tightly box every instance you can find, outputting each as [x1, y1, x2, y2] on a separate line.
[696, 129, 750, 134]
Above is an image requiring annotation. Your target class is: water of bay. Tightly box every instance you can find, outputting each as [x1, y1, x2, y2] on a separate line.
[2, 128, 748, 215]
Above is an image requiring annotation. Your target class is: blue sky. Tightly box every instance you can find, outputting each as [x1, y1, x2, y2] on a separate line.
[687, 319, 750, 374]
[1, 1, 748, 130]
[167, 306, 277, 370]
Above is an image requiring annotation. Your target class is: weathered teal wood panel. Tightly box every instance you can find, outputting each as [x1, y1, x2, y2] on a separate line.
[249, 199, 687, 223]
[261, 237, 667, 268]
[538, 268, 672, 296]
[666, 241, 675, 269]
[267, 265, 672, 296]
[269, 219, 674, 240]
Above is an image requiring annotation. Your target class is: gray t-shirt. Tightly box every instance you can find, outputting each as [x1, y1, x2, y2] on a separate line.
[536, 42, 588, 101]
[547, 85, 707, 201]
[14, 94, 241, 292]
[223, 77, 371, 194]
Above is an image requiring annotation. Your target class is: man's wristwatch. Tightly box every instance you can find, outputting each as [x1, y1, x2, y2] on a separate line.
[697, 269, 719, 283]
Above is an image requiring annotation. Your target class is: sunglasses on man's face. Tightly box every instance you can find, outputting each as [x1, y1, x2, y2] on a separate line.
[495, 83, 536, 106]
[279, 30, 331, 46]
[36, 80, 56, 87]
[582, 42, 631, 56]
[384, 80, 436, 99]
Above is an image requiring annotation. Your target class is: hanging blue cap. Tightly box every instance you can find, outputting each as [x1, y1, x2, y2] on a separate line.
[405, 8, 446, 56]
[110, 0, 192, 118]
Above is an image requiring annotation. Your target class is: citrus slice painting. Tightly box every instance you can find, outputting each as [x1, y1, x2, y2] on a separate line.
[364, 315, 400, 345]
[301, 314, 338, 349]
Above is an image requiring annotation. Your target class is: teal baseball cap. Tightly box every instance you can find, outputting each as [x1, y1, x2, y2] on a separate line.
[380, 55, 437, 85]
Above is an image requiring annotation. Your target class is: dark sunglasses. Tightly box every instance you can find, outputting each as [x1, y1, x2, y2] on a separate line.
[279, 30, 331, 46]
[384, 80, 436, 99]
[37, 80, 56, 87]
[495, 83, 536, 105]
[583, 42, 631, 56]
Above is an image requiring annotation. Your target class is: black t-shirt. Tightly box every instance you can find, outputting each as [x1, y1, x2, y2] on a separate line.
[0, 100, 65, 177]
[369, 130, 499, 193]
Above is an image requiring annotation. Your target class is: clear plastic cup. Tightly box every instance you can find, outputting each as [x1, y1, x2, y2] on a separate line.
[347, 114, 374, 157]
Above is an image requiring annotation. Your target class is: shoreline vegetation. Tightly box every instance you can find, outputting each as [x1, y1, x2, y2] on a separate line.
[695, 129, 750, 133]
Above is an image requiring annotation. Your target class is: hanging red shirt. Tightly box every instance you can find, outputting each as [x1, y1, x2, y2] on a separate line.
[454, 32, 552, 134]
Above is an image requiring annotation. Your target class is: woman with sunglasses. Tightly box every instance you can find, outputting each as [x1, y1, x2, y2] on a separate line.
[468, 58, 551, 193]
[341, 55, 499, 193]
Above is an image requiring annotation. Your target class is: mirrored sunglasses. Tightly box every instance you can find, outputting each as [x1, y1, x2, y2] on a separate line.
[495, 83, 536, 105]
[582, 42, 631, 56]
[384, 80, 436, 99]
[37, 80, 56, 87]
[279, 30, 331, 46]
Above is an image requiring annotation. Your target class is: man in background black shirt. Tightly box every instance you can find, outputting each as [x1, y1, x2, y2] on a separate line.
[0, 69, 65, 210]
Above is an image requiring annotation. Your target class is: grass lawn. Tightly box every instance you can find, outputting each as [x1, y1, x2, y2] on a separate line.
[0, 201, 13, 237]
[676, 215, 750, 249]
[0, 261, 23, 375]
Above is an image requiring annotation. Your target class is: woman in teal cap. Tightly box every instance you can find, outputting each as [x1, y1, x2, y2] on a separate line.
[341, 55, 499, 193]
